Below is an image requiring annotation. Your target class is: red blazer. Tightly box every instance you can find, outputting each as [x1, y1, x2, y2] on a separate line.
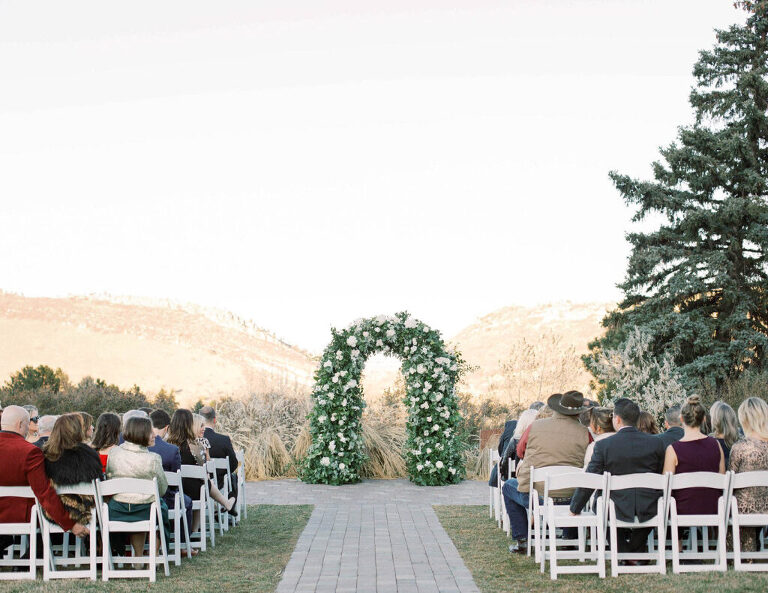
[0, 431, 75, 531]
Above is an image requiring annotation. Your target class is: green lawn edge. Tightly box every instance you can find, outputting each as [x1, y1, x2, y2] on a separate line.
[433, 505, 768, 593]
[0, 504, 312, 593]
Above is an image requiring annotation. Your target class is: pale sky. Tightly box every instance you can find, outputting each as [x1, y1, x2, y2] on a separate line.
[0, 0, 744, 352]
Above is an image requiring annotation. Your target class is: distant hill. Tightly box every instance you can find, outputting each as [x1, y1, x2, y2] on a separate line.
[450, 301, 614, 397]
[0, 292, 316, 404]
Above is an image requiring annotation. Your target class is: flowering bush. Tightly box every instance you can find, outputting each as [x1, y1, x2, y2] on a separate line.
[299, 312, 466, 485]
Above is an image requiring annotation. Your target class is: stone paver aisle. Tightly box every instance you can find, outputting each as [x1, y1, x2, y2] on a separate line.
[247, 479, 485, 593]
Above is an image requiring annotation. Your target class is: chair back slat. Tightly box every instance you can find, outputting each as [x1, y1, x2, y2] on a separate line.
[546, 471, 605, 493]
[55, 481, 98, 497]
[0, 486, 35, 499]
[165, 470, 182, 487]
[731, 470, 768, 490]
[213, 457, 230, 471]
[530, 465, 583, 484]
[181, 464, 206, 480]
[98, 477, 157, 497]
[669, 471, 729, 492]
[608, 472, 668, 491]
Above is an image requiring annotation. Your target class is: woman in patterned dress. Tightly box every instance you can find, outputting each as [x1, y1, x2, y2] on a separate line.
[729, 397, 768, 553]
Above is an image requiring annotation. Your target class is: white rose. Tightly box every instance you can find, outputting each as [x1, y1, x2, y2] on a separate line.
[435, 394, 443, 401]
[417, 364, 426, 374]
[404, 316, 417, 328]
[346, 336, 358, 347]
[449, 467, 456, 475]
[420, 402, 429, 409]
[336, 351, 344, 360]
[351, 349, 360, 358]
[363, 331, 369, 337]
[341, 398, 348, 406]
[323, 360, 332, 368]
[320, 457, 330, 466]
[376, 339, 384, 347]
[423, 430, 429, 436]
[329, 441, 336, 452]
[432, 424, 440, 431]
[339, 463, 346, 470]
[426, 417, 432, 422]
[424, 382, 432, 391]
[436, 461, 444, 469]
[426, 448, 432, 454]
[318, 415, 327, 423]
[386, 329, 396, 338]
[417, 464, 424, 471]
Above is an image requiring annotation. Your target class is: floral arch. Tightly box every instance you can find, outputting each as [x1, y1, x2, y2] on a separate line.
[299, 312, 465, 486]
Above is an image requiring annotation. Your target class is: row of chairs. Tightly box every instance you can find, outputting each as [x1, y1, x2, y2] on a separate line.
[487, 457, 768, 580]
[0, 449, 248, 582]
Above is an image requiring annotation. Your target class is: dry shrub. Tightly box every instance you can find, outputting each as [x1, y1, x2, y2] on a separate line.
[359, 405, 407, 479]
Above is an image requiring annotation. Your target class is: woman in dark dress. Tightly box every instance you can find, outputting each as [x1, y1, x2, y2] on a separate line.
[663, 394, 725, 516]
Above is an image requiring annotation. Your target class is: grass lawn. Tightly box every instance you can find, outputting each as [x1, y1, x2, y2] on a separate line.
[434, 505, 768, 593]
[0, 504, 312, 593]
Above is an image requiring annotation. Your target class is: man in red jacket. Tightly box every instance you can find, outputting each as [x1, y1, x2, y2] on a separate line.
[0, 405, 89, 550]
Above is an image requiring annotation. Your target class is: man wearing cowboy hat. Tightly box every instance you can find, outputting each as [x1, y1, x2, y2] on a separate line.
[502, 391, 591, 553]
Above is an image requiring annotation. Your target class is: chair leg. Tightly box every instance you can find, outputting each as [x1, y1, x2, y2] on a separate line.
[609, 512, 619, 577]
[671, 514, 680, 574]
[549, 516, 558, 581]
[734, 519, 743, 571]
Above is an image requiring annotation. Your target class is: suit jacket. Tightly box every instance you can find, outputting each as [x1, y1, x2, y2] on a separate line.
[204, 427, 237, 484]
[498, 420, 517, 456]
[149, 435, 181, 474]
[570, 426, 665, 522]
[33, 436, 49, 449]
[657, 426, 684, 450]
[0, 431, 75, 531]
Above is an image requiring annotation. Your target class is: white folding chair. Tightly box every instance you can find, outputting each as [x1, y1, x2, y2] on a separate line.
[164, 470, 192, 566]
[235, 449, 247, 520]
[528, 466, 583, 561]
[211, 457, 235, 529]
[607, 472, 670, 576]
[499, 459, 514, 534]
[542, 471, 607, 579]
[205, 460, 228, 535]
[0, 486, 39, 580]
[668, 471, 731, 573]
[38, 481, 99, 581]
[729, 470, 768, 570]
[96, 477, 170, 582]
[489, 450, 500, 522]
[180, 464, 215, 550]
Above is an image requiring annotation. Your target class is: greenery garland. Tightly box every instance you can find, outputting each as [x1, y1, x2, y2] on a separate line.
[299, 312, 465, 485]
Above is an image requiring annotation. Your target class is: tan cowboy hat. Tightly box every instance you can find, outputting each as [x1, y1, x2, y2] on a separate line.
[547, 391, 588, 416]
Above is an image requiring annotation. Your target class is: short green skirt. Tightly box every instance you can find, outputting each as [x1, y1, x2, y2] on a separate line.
[107, 498, 170, 544]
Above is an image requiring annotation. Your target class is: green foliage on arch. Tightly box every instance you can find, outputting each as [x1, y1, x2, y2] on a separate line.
[299, 312, 466, 485]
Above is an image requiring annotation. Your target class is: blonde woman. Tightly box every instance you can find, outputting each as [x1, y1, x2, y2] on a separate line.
[710, 401, 739, 467]
[583, 407, 615, 469]
[729, 397, 768, 553]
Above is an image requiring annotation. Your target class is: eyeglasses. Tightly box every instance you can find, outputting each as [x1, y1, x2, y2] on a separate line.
[30, 416, 39, 423]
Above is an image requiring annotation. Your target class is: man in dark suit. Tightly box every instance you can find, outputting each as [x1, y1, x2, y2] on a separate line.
[199, 406, 238, 499]
[657, 404, 684, 449]
[0, 406, 89, 551]
[570, 398, 666, 553]
[32, 415, 56, 449]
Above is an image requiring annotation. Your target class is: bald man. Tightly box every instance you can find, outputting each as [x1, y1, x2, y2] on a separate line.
[0, 406, 89, 542]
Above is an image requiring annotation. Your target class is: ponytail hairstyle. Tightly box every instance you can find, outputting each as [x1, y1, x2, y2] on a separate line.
[738, 397, 768, 440]
[680, 394, 707, 429]
[588, 407, 615, 434]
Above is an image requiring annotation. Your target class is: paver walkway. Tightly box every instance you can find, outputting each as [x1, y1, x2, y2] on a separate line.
[246, 479, 486, 593]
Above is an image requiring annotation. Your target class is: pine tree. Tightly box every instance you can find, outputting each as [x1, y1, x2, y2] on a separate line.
[586, 2, 768, 396]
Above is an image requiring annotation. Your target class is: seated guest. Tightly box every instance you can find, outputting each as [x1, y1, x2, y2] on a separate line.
[32, 415, 57, 448]
[193, 413, 237, 516]
[106, 416, 170, 558]
[42, 414, 103, 525]
[0, 405, 89, 552]
[149, 409, 195, 555]
[22, 405, 40, 444]
[583, 407, 615, 468]
[710, 401, 739, 467]
[488, 414, 518, 488]
[663, 395, 725, 516]
[729, 397, 768, 552]
[515, 405, 555, 460]
[200, 406, 239, 500]
[657, 404, 684, 448]
[118, 409, 149, 444]
[91, 413, 121, 473]
[167, 409, 235, 537]
[503, 391, 590, 553]
[571, 398, 666, 553]
[529, 401, 545, 411]
[637, 411, 660, 435]
[76, 412, 95, 443]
